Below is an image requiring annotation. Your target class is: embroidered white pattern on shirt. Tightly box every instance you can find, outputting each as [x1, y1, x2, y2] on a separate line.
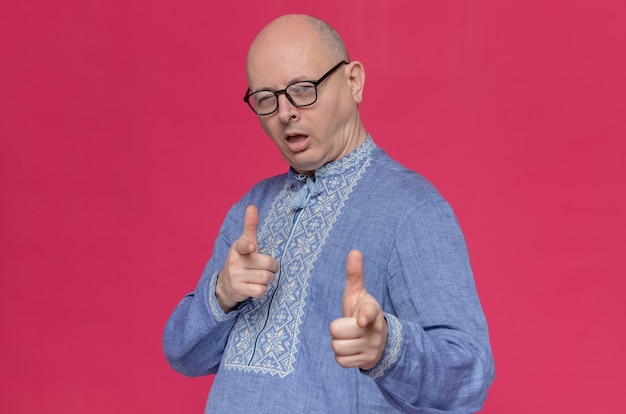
[223, 138, 375, 377]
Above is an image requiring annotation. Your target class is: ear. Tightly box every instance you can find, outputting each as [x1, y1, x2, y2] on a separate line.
[346, 61, 365, 104]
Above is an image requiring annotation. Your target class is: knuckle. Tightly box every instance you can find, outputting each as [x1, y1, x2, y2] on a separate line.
[250, 284, 268, 298]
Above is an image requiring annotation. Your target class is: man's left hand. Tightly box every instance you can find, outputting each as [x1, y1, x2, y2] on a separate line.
[330, 250, 388, 371]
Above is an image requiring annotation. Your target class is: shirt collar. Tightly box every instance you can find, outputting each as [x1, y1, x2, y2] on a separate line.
[287, 135, 376, 183]
[286, 135, 376, 210]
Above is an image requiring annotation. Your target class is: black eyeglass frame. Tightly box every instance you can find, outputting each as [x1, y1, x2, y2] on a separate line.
[243, 61, 349, 116]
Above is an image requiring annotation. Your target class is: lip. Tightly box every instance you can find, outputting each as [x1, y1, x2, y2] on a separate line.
[285, 132, 310, 153]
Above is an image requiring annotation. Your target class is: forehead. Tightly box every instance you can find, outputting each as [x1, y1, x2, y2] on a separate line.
[246, 24, 330, 89]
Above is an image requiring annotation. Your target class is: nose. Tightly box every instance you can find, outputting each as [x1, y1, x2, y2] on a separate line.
[276, 93, 299, 123]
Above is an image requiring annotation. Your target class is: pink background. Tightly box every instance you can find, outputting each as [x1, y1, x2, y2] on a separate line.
[1, 1, 625, 412]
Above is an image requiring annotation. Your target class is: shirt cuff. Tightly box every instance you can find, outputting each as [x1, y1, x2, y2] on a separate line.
[362, 313, 403, 380]
[206, 269, 240, 322]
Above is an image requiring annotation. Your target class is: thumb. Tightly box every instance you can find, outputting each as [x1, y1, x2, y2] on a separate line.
[342, 250, 365, 317]
[235, 205, 259, 255]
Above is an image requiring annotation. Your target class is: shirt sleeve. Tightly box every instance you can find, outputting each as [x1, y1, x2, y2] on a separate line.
[162, 201, 246, 377]
[362, 199, 495, 413]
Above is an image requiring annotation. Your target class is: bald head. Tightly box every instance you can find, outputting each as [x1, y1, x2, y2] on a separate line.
[305, 15, 350, 62]
[246, 15, 349, 85]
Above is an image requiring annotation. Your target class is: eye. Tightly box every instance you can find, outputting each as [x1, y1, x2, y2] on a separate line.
[289, 83, 315, 96]
[252, 92, 275, 107]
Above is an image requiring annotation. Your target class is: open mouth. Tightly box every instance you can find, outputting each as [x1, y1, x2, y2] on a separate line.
[285, 134, 309, 152]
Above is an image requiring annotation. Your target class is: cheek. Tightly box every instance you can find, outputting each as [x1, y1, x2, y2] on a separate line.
[258, 118, 278, 140]
[316, 104, 348, 134]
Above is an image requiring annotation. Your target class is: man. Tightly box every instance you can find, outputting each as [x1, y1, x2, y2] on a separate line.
[163, 14, 494, 413]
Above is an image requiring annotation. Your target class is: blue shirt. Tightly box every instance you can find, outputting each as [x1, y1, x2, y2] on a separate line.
[163, 136, 495, 413]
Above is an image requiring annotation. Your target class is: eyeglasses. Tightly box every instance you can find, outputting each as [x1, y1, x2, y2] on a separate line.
[244, 61, 349, 116]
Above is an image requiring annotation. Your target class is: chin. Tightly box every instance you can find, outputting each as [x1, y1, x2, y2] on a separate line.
[288, 157, 319, 173]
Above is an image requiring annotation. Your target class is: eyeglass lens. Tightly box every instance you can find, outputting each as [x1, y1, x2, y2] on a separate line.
[250, 82, 317, 115]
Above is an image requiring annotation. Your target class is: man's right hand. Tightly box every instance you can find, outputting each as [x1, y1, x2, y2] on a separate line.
[215, 205, 279, 313]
